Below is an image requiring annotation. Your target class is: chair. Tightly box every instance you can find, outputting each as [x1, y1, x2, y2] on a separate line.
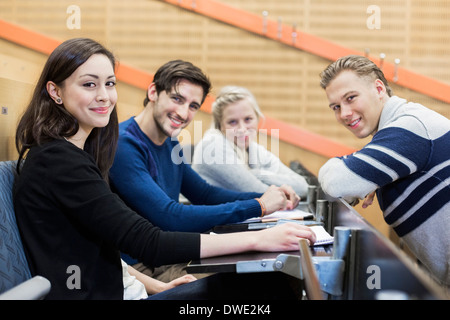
[289, 160, 320, 186]
[0, 160, 50, 299]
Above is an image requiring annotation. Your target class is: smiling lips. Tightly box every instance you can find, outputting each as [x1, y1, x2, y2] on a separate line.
[90, 106, 110, 114]
[236, 135, 249, 141]
[169, 115, 185, 128]
[348, 117, 361, 129]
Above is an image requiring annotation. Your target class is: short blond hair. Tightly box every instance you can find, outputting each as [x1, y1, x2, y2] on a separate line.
[320, 55, 393, 97]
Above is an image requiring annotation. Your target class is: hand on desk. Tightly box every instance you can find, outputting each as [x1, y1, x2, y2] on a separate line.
[259, 185, 301, 215]
[280, 184, 301, 210]
[200, 222, 316, 258]
[253, 223, 317, 252]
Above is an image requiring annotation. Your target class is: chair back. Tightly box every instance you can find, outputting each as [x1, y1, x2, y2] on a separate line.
[0, 160, 32, 293]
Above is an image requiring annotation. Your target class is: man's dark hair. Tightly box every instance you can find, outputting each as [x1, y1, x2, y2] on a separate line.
[143, 60, 211, 107]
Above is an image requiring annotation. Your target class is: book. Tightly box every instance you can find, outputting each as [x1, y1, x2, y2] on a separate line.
[242, 208, 314, 224]
[309, 225, 334, 246]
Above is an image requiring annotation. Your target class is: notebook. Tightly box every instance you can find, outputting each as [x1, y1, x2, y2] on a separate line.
[242, 208, 314, 224]
[309, 225, 334, 246]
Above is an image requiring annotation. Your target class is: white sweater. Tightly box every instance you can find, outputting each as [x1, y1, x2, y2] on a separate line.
[192, 129, 309, 198]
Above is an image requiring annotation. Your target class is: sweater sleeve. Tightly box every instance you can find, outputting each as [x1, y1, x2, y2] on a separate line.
[249, 144, 309, 198]
[181, 163, 262, 205]
[319, 125, 431, 202]
[110, 134, 262, 232]
[46, 142, 200, 267]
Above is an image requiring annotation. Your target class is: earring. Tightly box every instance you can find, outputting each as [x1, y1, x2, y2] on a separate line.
[56, 98, 62, 104]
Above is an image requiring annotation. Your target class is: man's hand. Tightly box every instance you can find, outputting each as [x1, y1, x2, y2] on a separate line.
[362, 191, 376, 208]
[279, 184, 300, 210]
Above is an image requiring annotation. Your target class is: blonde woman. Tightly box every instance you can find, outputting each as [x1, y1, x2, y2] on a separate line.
[193, 86, 309, 199]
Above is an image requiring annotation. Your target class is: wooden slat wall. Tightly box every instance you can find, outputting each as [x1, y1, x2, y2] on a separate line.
[1, 0, 449, 239]
[1, 0, 448, 152]
[214, 0, 450, 143]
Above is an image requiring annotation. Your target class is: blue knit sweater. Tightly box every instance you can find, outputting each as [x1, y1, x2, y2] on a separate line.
[109, 118, 262, 235]
[319, 96, 450, 286]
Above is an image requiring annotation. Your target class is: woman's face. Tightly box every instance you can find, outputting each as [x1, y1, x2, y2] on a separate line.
[220, 98, 259, 149]
[57, 54, 117, 136]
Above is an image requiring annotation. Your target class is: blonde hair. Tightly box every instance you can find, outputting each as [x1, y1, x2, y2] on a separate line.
[212, 86, 264, 130]
[320, 55, 393, 97]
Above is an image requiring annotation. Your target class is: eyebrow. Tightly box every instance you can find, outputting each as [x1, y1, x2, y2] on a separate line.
[80, 74, 116, 79]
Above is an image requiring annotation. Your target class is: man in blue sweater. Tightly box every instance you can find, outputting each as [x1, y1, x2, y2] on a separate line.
[318, 55, 449, 288]
[109, 60, 301, 281]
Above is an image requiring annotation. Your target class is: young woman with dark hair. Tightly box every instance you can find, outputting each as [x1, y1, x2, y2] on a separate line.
[14, 38, 316, 299]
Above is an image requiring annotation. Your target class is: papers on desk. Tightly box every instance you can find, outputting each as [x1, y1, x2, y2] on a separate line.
[213, 209, 334, 247]
[242, 208, 314, 223]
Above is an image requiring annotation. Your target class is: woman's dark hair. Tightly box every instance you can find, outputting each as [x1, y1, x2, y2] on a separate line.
[15, 38, 118, 180]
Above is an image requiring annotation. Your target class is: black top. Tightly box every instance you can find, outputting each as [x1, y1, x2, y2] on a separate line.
[13, 139, 200, 300]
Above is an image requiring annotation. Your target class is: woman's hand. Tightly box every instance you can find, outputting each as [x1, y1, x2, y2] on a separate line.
[159, 274, 197, 293]
[254, 223, 316, 252]
[200, 222, 316, 258]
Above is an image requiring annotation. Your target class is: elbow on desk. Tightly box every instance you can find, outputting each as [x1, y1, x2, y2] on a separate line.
[320, 179, 343, 200]
[318, 159, 366, 200]
[320, 174, 378, 206]
[320, 180, 363, 207]
[318, 165, 343, 199]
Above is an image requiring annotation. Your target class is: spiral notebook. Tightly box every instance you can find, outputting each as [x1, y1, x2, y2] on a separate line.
[310, 225, 334, 246]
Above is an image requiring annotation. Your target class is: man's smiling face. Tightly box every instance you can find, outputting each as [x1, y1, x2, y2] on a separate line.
[325, 70, 386, 139]
[151, 79, 203, 141]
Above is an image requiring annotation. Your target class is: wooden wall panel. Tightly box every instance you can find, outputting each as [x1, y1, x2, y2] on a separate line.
[1, 0, 448, 153]
[0, 42, 44, 161]
[0, 78, 34, 161]
[1, 0, 449, 239]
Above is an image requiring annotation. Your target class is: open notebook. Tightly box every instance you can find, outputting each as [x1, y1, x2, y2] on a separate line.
[309, 225, 334, 246]
[242, 208, 314, 223]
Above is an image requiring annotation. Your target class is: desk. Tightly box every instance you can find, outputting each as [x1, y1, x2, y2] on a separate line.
[187, 246, 332, 274]
[187, 198, 448, 300]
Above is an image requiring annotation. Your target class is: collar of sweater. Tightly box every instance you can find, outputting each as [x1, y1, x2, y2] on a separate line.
[378, 95, 407, 131]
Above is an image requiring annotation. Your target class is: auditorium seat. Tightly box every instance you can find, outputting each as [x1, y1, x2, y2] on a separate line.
[0, 160, 50, 299]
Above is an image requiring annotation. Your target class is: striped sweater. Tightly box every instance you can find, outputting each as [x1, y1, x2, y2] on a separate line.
[319, 96, 450, 286]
